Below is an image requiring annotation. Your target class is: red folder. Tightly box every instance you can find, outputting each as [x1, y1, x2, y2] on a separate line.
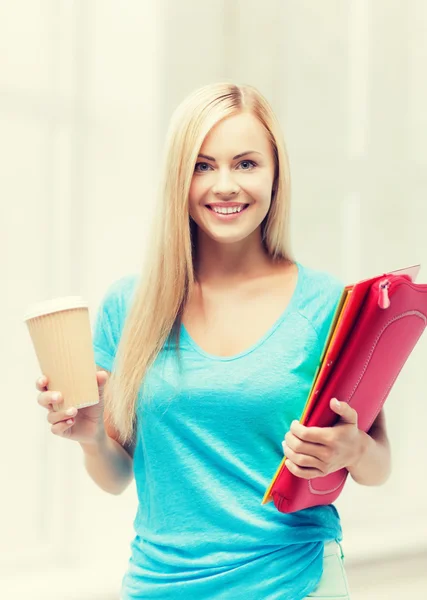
[262, 264, 426, 513]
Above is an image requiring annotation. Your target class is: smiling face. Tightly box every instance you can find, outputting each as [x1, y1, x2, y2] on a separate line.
[188, 111, 276, 246]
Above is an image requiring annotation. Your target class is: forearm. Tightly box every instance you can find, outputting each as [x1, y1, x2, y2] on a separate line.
[80, 431, 134, 495]
[347, 425, 392, 486]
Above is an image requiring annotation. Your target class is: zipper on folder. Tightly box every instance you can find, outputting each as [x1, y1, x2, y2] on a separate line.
[378, 278, 391, 309]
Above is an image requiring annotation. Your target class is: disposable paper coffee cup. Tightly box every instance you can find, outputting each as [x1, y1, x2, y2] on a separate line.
[24, 296, 99, 412]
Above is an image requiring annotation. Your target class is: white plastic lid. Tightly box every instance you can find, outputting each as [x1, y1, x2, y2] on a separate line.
[24, 296, 88, 321]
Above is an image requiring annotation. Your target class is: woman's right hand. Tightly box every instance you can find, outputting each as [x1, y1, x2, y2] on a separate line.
[36, 371, 110, 445]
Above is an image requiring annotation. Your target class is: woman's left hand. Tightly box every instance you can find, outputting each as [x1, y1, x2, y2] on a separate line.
[282, 398, 364, 479]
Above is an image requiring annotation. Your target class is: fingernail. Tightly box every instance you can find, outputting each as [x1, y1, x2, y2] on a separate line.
[333, 398, 341, 407]
[65, 407, 76, 416]
[52, 393, 61, 402]
[282, 441, 286, 455]
[66, 419, 74, 425]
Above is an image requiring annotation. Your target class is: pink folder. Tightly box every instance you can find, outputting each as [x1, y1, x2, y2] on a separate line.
[262, 264, 425, 512]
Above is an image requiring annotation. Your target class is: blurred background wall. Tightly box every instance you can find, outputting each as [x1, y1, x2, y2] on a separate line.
[1, 1, 427, 598]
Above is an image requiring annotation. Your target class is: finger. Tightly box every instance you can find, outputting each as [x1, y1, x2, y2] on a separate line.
[282, 441, 327, 471]
[37, 391, 63, 411]
[285, 429, 329, 454]
[285, 459, 324, 480]
[37, 391, 62, 411]
[47, 407, 77, 425]
[96, 370, 109, 387]
[290, 420, 334, 445]
[330, 398, 358, 426]
[35, 376, 49, 392]
[96, 371, 109, 399]
[51, 419, 75, 436]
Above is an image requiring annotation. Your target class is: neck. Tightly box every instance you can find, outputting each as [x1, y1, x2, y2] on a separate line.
[193, 226, 285, 287]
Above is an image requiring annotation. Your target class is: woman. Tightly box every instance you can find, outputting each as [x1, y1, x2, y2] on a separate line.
[36, 82, 391, 599]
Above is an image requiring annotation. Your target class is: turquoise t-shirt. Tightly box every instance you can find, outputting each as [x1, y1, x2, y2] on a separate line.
[93, 261, 344, 600]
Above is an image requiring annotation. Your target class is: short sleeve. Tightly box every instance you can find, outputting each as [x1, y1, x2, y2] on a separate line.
[92, 275, 137, 372]
[314, 280, 344, 354]
[299, 267, 345, 357]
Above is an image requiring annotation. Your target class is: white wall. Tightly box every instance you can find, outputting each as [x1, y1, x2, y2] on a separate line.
[1, 1, 427, 598]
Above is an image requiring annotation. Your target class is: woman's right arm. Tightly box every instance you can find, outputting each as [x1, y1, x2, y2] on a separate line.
[80, 366, 135, 495]
[79, 431, 134, 496]
[36, 367, 134, 496]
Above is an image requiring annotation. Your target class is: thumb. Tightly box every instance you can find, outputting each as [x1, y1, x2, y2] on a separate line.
[96, 370, 109, 390]
[330, 398, 358, 426]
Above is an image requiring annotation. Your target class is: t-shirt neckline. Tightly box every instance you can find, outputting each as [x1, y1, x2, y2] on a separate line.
[180, 261, 304, 362]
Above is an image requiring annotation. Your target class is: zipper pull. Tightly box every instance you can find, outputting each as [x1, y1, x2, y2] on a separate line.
[378, 278, 391, 309]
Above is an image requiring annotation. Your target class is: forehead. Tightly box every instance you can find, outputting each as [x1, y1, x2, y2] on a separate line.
[200, 112, 271, 155]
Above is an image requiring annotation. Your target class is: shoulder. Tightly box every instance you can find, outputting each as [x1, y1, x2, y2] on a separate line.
[94, 273, 140, 335]
[296, 262, 345, 343]
[99, 273, 139, 314]
[298, 262, 344, 302]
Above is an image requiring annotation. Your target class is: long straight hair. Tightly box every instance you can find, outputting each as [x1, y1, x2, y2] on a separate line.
[104, 82, 294, 446]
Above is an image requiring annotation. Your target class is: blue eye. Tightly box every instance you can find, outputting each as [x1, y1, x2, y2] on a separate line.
[238, 160, 256, 170]
[194, 162, 213, 172]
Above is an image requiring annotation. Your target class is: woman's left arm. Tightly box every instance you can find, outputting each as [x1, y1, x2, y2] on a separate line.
[282, 400, 392, 487]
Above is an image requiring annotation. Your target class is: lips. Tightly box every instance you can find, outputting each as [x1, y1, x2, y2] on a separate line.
[206, 204, 249, 214]
[206, 203, 249, 209]
[204, 203, 251, 221]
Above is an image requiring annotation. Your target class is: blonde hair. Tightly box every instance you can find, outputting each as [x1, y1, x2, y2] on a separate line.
[104, 82, 294, 446]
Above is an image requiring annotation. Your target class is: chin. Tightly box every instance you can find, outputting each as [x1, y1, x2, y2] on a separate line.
[210, 234, 248, 245]
[202, 225, 262, 246]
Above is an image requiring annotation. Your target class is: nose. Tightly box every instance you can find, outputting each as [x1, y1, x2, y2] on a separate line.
[211, 169, 240, 198]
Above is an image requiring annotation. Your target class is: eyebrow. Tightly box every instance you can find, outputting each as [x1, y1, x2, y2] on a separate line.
[197, 151, 262, 162]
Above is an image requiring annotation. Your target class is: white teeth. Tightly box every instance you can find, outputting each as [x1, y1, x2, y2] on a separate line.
[211, 205, 245, 214]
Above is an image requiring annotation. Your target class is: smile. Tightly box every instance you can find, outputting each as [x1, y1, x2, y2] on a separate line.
[206, 204, 250, 220]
